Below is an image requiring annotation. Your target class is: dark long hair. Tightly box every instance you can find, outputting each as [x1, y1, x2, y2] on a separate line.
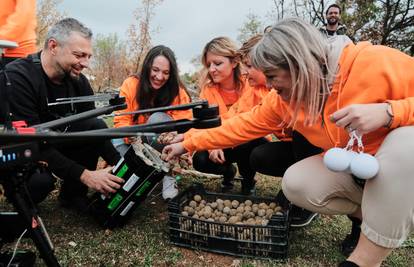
[136, 45, 187, 112]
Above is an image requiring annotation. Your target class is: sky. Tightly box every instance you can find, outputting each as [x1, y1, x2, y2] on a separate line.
[58, 0, 276, 73]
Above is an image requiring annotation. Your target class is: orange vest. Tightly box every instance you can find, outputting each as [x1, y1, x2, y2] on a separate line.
[0, 0, 37, 58]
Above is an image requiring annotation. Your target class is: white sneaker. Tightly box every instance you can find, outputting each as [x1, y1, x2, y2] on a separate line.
[162, 175, 178, 200]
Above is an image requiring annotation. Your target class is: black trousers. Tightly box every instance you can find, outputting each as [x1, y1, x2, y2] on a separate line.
[192, 138, 268, 187]
[250, 131, 323, 177]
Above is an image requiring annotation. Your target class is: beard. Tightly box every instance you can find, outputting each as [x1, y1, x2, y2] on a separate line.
[327, 17, 339, 25]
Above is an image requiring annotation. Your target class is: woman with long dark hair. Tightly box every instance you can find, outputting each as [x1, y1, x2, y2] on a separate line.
[114, 45, 191, 200]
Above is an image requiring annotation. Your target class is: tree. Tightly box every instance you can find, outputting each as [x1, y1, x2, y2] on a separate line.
[36, 0, 65, 47]
[88, 34, 129, 92]
[237, 13, 263, 43]
[267, 0, 414, 54]
[127, 0, 163, 74]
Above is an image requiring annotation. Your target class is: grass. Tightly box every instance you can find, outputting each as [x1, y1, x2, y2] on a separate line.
[1, 174, 413, 266]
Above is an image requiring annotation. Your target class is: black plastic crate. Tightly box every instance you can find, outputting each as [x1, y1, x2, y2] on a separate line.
[168, 184, 290, 260]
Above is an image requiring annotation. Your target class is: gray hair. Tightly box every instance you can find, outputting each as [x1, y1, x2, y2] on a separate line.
[44, 18, 93, 49]
[252, 17, 331, 127]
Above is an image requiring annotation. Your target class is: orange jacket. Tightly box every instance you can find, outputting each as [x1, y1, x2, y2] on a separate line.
[114, 76, 192, 129]
[0, 0, 37, 58]
[183, 42, 414, 155]
[199, 79, 250, 115]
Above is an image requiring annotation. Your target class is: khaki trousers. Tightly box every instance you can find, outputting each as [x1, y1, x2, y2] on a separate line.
[282, 126, 414, 248]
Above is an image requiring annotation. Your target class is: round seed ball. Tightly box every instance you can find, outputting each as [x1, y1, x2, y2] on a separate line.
[217, 203, 224, 211]
[229, 209, 237, 216]
[199, 203, 205, 209]
[194, 195, 202, 202]
[189, 200, 197, 208]
[252, 206, 259, 214]
[244, 200, 253, 206]
[274, 206, 282, 213]
[269, 202, 277, 209]
[187, 207, 195, 216]
[200, 200, 206, 205]
[181, 211, 189, 216]
[244, 206, 252, 212]
[246, 218, 256, 225]
[258, 209, 266, 217]
[207, 218, 214, 222]
[258, 203, 268, 210]
[204, 210, 212, 218]
[231, 200, 239, 208]
[261, 219, 269, 226]
[210, 202, 218, 209]
[228, 216, 239, 224]
[223, 206, 231, 215]
[192, 214, 199, 219]
[275, 211, 284, 216]
[266, 209, 274, 217]
[219, 216, 227, 223]
[183, 206, 190, 212]
[242, 211, 250, 219]
[224, 200, 232, 208]
[236, 206, 244, 213]
[216, 198, 224, 205]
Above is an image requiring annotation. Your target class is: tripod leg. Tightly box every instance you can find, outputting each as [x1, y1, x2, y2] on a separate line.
[3, 171, 60, 267]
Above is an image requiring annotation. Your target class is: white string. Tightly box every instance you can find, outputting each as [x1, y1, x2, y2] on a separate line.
[345, 130, 364, 152]
[6, 228, 27, 267]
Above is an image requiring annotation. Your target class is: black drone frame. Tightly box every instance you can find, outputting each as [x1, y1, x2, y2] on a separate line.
[0, 95, 220, 267]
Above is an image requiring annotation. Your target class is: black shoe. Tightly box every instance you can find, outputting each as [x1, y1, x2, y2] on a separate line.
[341, 216, 361, 256]
[290, 206, 318, 228]
[338, 260, 360, 267]
[220, 181, 234, 193]
[59, 194, 93, 214]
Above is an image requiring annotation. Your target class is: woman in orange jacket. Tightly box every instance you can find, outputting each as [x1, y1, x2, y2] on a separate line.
[192, 36, 268, 195]
[0, 0, 37, 67]
[113, 45, 191, 200]
[164, 18, 414, 267]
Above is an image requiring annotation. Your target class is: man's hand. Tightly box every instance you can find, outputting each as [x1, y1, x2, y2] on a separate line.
[208, 149, 226, 164]
[162, 143, 187, 161]
[330, 103, 391, 134]
[80, 167, 124, 195]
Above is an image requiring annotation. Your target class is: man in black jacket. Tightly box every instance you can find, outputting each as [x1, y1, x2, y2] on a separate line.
[0, 18, 123, 212]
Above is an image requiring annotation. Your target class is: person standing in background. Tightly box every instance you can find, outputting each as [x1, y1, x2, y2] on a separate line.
[0, 0, 37, 68]
[319, 4, 348, 37]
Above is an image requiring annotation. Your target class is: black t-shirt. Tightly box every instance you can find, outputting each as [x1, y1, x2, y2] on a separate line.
[0, 52, 95, 181]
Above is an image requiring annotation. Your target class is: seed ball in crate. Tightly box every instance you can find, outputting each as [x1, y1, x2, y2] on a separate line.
[246, 218, 256, 225]
[231, 200, 240, 208]
[189, 200, 197, 208]
[239, 203, 245, 209]
[275, 211, 283, 216]
[217, 203, 224, 211]
[223, 206, 231, 215]
[252, 205, 259, 214]
[274, 206, 282, 213]
[200, 199, 206, 205]
[192, 214, 199, 219]
[259, 203, 268, 210]
[216, 198, 224, 204]
[244, 205, 252, 212]
[266, 209, 274, 218]
[255, 218, 263, 225]
[236, 206, 244, 213]
[181, 211, 189, 216]
[199, 203, 205, 209]
[244, 200, 253, 206]
[187, 207, 195, 216]
[269, 202, 277, 209]
[194, 195, 202, 202]
[257, 209, 266, 217]
[223, 200, 232, 208]
[219, 216, 227, 223]
[204, 210, 212, 219]
[228, 216, 240, 224]
[229, 209, 237, 216]
[207, 218, 214, 222]
[210, 202, 218, 209]
[261, 219, 269, 226]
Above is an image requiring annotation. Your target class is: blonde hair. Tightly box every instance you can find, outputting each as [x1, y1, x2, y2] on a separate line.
[252, 18, 331, 126]
[199, 37, 242, 90]
[238, 34, 263, 62]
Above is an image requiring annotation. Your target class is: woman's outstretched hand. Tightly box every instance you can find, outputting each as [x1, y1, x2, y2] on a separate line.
[330, 103, 392, 134]
[162, 142, 187, 161]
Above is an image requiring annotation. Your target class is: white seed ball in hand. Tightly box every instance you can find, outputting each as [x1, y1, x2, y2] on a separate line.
[350, 153, 379, 179]
[323, 147, 351, 172]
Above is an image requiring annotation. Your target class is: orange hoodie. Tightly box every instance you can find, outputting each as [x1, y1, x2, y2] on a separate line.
[183, 42, 414, 155]
[114, 76, 192, 129]
[0, 0, 37, 58]
[199, 78, 250, 116]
